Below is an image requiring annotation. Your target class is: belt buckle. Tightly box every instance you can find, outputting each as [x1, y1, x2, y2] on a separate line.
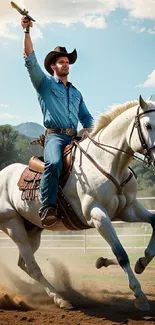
[66, 128, 73, 136]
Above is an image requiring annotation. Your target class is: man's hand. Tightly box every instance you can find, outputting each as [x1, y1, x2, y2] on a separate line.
[21, 16, 33, 30]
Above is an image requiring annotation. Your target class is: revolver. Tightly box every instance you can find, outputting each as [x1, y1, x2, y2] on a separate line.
[11, 1, 35, 22]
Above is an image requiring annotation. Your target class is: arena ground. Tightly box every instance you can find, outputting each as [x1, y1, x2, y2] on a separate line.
[0, 243, 154, 325]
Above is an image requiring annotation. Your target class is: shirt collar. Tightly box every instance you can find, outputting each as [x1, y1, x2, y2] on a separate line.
[53, 77, 72, 87]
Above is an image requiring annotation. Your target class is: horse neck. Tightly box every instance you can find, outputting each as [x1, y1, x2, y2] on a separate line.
[94, 106, 136, 177]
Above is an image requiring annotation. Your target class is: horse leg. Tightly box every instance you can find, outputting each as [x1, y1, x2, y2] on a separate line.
[134, 214, 155, 274]
[96, 201, 155, 273]
[95, 257, 118, 269]
[135, 215, 155, 275]
[18, 226, 42, 274]
[1, 216, 71, 308]
[117, 200, 155, 274]
[135, 226, 155, 274]
[18, 254, 27, 273]
[90, 204, 150, 311]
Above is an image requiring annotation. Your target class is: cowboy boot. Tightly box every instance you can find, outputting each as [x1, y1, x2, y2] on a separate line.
[39, 205, 58, 227]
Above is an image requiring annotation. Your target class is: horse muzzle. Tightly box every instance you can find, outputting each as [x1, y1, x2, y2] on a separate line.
[144, 146, 155, 173]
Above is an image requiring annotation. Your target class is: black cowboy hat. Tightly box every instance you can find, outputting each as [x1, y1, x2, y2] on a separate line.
[44, 46, 77, 75]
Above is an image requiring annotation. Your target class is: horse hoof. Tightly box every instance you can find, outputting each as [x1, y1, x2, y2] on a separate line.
[134, 258, 145, 274]
[53, 295, 73, 309]
[60, 300, 73, 309]
[95, 257, 105, 269]
[135, 296, 150, 311]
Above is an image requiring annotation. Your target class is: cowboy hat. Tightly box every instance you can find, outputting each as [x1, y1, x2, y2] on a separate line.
[44, 46, 77, 75]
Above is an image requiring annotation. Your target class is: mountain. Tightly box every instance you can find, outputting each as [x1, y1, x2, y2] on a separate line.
[12, 122, 45, 139]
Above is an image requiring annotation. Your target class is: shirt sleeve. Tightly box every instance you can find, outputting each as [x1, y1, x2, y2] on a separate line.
[78, 96, 94, 128]
[24, 52, 46, 91]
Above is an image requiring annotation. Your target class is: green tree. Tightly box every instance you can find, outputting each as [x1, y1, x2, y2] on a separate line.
[15, 134, 32, 164]
[131, 158, 155, 197]
[0, 125, 18, 169]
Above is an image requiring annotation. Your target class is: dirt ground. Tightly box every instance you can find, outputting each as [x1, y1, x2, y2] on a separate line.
[0, 295, 155, 325]
[0, 259, 155, 325]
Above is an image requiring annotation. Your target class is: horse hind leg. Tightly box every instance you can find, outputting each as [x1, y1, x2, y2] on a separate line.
[18, 226, 42, 274]
[2, 216, 71, 309]
[18, 254, 27, 273]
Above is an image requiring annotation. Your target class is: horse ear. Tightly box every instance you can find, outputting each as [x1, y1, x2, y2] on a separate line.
[139, 95, 148, 110]
[146, 95, 152, 101]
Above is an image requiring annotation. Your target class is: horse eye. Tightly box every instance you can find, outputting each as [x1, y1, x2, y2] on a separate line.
[145, 123, 152, 130]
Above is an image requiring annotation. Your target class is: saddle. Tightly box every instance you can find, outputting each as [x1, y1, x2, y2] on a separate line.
[18, 142, 90, 231]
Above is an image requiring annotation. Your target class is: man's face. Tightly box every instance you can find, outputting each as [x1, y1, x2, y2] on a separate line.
[51, 56, 70, 77]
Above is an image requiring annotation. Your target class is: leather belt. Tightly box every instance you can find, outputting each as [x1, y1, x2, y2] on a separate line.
[46, 128, 77, 137]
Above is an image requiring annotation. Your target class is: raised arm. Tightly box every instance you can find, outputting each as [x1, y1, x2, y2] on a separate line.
[21, 16, 33, 56]
[21, 17, 46, 91]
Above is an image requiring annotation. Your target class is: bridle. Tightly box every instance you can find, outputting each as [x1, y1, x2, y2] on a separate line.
[129, 105, 155, 168]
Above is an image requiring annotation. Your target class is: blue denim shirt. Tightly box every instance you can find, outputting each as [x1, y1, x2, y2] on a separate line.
[25, 52, 94, 129]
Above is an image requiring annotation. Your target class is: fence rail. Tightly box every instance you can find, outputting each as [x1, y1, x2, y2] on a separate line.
[0, 198, 154, 253]
[0, 225, 152, 253]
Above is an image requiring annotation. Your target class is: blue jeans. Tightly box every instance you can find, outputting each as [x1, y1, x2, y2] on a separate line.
[40, 133, 72, 207]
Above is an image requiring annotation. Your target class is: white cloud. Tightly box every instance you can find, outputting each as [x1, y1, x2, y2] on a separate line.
[130, 25, 146, 33]
[0, 113, 19, 119]
[0, 0, 117, 39]
[137, 27, 146, 33]
[1, 0, 155, 39]
[31, 25, 43, 40]
[148, 26, 155, 34]
[123, 17, 136, 26]
[136, 70, 155, 88]
[0, 21, 18, 39]
[0, 41, 8, 46]
[120, 0, 155, 19]
[123, 18, 146, 34]
[0, 104, 9, 108]
[82, 16, 107, 29]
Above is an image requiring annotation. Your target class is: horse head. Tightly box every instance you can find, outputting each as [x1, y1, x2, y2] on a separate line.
[126, 95, 155, 168]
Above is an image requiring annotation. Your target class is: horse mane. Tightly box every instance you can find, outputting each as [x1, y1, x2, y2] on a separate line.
[91, 100, 138, 136]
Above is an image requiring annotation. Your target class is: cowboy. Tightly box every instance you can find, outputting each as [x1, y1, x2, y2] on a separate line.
[21, 17, 94, 227]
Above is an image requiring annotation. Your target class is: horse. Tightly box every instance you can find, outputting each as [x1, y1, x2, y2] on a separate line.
[0, 95, 155, 311]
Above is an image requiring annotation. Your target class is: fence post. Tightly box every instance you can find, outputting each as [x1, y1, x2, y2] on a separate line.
[84, 229, 86, 254]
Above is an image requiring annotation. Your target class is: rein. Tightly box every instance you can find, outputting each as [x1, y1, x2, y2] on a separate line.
[85, 131, 134, 158]
[73, 139, 134, 195]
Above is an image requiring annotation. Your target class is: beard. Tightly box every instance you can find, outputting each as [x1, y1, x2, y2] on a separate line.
[56, 67, 69, 77]
[59, 70, 69, 77]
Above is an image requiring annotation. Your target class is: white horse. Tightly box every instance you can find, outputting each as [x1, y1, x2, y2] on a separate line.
[0, 95, 155, 311]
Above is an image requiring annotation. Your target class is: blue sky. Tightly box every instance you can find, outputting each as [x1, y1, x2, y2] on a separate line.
[1, 0, 155, 127]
